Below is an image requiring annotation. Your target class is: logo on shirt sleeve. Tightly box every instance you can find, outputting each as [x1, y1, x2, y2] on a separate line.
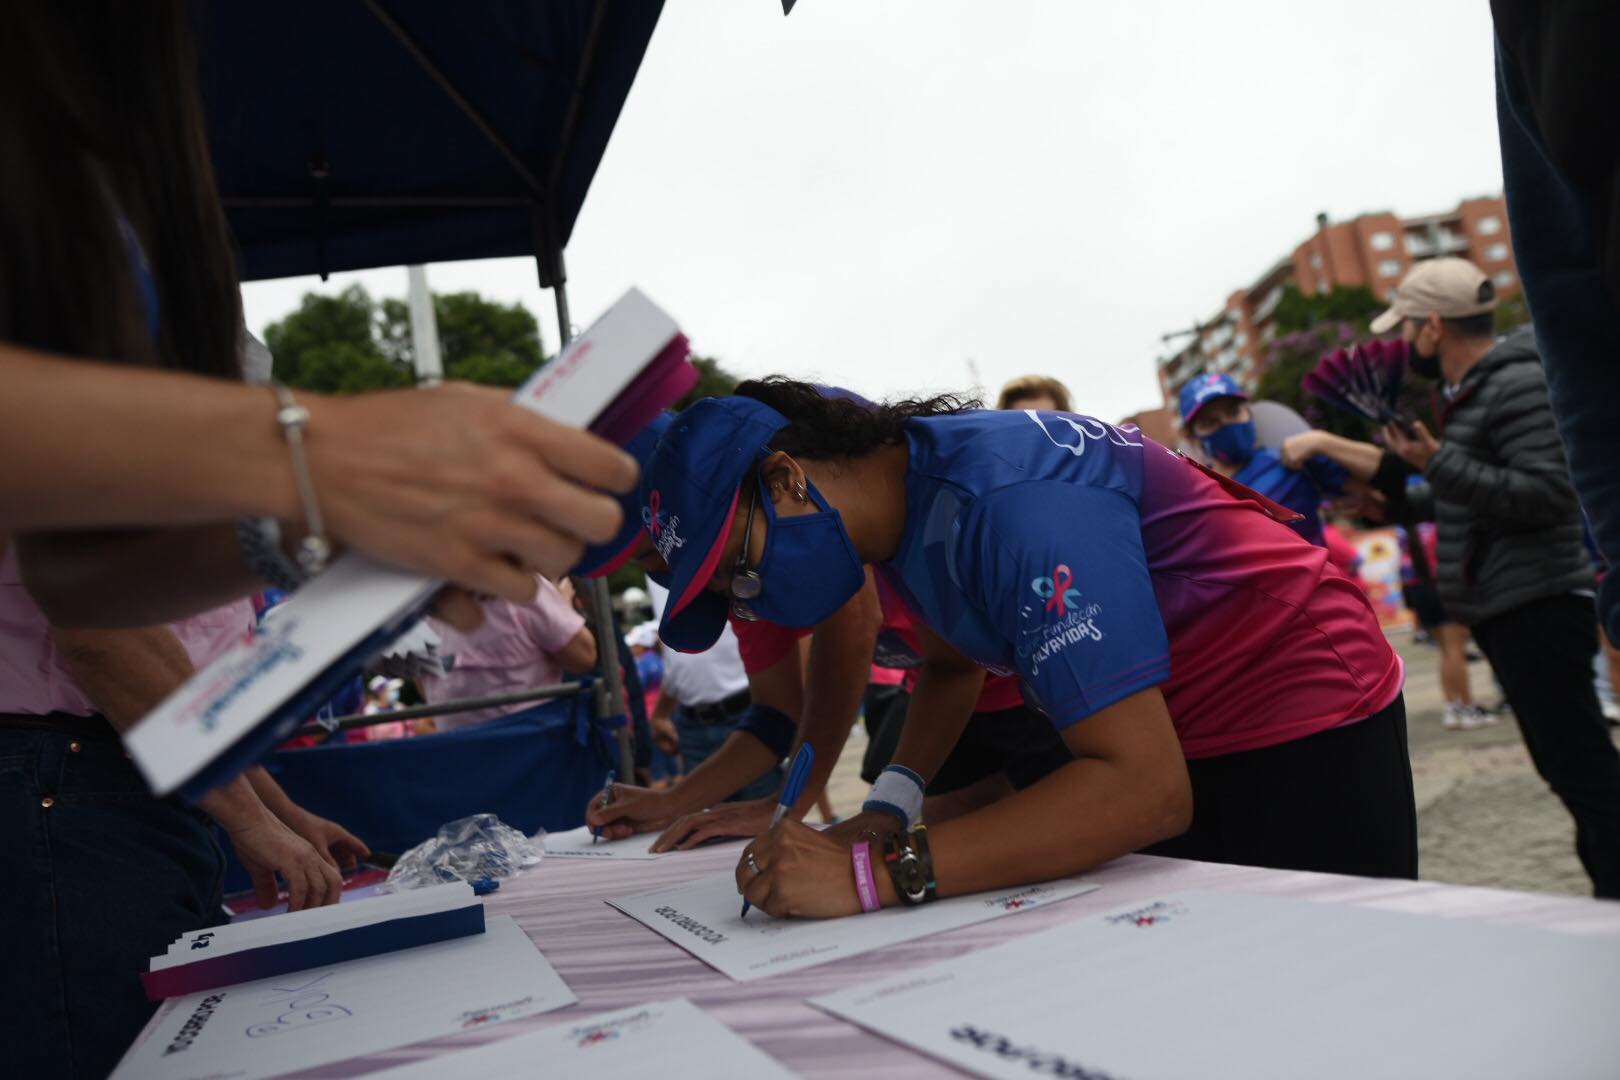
[1017, 562, 1103, 674]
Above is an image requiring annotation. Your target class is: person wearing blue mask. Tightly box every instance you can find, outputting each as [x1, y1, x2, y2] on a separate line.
[1177, 372, 1346, 547]
[644, 379, 1413, 919]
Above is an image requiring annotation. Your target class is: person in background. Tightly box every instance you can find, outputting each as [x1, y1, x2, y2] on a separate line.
[1400, 522, 1489, 731]
[0, 538, 368, 1079]
[1179, 372, 1346, 547]
[997, 374, 1072, 412]
[626, 622, 680, 785]
[645, 580, 783, 802]
[627, 622, 665, 721]
[422, 576, 596, 732]
[1287, 258, 1620, 898]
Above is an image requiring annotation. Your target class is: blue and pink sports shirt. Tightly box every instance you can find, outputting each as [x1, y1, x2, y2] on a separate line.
[879, 409, 1402, 759]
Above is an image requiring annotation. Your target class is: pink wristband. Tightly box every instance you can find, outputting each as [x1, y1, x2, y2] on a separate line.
[852, 840, 881, 913]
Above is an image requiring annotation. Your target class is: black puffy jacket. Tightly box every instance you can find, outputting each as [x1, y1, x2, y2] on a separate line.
[1397, 329, 1593, 626]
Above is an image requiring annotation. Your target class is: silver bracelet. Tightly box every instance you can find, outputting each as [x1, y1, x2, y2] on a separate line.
[271, 382, 331, 576]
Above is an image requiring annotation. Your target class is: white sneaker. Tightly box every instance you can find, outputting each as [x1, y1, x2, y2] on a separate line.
[1443, 704, 1495, 730]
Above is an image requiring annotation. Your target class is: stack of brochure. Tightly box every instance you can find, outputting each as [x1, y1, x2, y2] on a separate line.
[141, 882, 482, 1000]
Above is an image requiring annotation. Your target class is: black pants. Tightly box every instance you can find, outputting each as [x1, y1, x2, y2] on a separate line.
[1473, 593, 1620, 899]
[1146, 694, 1418, 880]
[861, 690, 1074, 793]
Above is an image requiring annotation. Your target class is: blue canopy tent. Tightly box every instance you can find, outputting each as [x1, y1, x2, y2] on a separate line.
[199, 0, 663, 879]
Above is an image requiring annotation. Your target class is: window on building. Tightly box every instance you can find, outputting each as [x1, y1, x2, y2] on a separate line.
[1369, 231, 1395, 251]
[1378, 259, 1402, 278]
[1233, 332, 1248, 350]
[1477, 216, 1502, 235]
[1493, 270, 1515, 289]
[1485, 242, 1509, 262]
[1309, 253, 1323, 270]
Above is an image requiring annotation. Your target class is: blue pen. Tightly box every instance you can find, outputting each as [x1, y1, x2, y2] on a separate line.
[592, 769, 616, 845]
[742, 744, 815, 919]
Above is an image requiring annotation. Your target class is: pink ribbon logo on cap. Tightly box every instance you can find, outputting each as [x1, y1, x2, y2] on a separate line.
[642, 490, 664, 536]
[1031, 564, 1079, 616]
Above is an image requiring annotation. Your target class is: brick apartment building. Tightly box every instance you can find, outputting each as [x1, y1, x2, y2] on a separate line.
[1155, 196, 1520, 406]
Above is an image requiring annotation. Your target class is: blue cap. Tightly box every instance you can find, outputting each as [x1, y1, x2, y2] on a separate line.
[1177, 372, 1249, 425]
[641, 397, 790, 652]
[572, 412, 675, 577]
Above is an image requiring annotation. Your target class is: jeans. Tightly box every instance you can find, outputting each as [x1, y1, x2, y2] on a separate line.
[1496, 38, 1620, 646]
[1473, 593, 1620, 899]
[1, 721, 226, 1079]
[675, 703, 782, 802]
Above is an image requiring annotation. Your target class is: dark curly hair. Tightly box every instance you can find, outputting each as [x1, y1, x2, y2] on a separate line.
[734, 377, 981, 460]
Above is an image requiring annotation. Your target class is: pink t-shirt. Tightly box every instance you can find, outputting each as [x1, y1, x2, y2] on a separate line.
[423, 577, 587, 730]
[1136, 446, 1404, 758]
[0, 546, 255, 717]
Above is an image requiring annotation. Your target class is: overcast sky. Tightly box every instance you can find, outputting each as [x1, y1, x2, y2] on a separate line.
[240, 0, 1504, 422]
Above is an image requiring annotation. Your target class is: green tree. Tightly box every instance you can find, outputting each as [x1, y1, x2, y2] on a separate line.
[264, 285, 414, 393]
[1494, 294, 1532, 335]
[675, 355, 740, 410]
[380, 292, 545, 388]
[1270, 283, 1385, 335]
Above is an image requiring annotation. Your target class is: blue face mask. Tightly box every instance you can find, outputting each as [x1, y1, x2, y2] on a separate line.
[740, 473, 866, 628]
[1199, 419, 1256, 467]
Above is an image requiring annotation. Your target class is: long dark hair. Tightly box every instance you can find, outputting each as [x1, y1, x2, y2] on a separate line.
[0, 1, 241, 378]
[735, 377, 980, 459]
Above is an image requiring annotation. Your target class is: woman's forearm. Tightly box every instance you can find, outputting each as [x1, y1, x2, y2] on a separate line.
[925, 753, 1188, 898]
[922, 687, 1192, 899]
[1, 343, 298, 528]
[17, 524, 259, 627]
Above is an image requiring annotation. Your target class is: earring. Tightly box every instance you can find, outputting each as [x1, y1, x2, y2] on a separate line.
[794, 484, 807, 502]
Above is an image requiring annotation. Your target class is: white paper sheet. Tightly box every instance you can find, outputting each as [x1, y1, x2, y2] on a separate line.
[114, 916, 575, 1080]
[542, 825, 672, 860]
[811, 890, 1620, 1080]
[368, 998, 793, 1079]
[607, 873, 1099, 982]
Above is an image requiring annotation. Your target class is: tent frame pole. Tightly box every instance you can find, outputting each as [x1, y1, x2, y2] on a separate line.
[551, 255, 634, 783]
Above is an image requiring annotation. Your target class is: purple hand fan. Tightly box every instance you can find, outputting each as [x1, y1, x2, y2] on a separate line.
[1304, 338, 1412, 433]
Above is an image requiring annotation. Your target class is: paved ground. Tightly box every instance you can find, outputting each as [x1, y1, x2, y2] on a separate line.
[821, 631, 1618, 898]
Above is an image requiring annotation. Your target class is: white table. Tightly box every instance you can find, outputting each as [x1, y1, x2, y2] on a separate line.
[292, 848, 1620, 1077]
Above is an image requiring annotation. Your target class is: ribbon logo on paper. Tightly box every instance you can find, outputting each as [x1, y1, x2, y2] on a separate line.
[1105, 900, 1189, 928]
[1032, 564, 1080, 616]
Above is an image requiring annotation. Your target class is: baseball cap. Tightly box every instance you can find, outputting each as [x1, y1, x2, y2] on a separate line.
[642, 397, 791, 652]
[623, 622, 660, 650]
[572, 411, 675, 577]
[1178, 371, 1248, 425]
[1369, 257, 1497, 334]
